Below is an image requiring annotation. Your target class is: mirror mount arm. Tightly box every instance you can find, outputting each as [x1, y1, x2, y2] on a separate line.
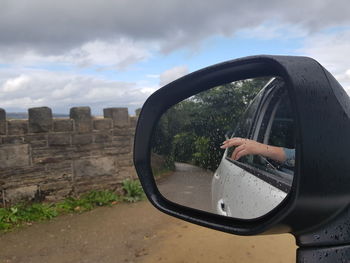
[294, 204, 350, 261]
[297, 245, 350, 262]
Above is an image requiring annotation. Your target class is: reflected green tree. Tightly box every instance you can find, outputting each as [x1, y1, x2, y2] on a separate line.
[151, 78, 269, 171]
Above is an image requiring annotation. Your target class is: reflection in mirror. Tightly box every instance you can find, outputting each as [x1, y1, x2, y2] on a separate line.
[151, 77, 295, 219]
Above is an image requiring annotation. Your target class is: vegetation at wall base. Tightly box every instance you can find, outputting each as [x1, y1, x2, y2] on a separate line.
[0, 179, 145, 232]
[122, 179, 145, 202]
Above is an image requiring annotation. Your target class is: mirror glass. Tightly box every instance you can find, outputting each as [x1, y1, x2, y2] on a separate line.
[151, 77, 295, 219]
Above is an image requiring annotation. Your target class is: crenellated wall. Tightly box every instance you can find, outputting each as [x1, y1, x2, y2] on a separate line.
[0, 106, 137, 205]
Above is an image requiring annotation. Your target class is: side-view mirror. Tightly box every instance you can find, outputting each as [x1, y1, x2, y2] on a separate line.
[134, 55, 350, 262]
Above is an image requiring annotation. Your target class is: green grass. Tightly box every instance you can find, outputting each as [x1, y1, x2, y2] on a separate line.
[0, 203, 58, 231]
[0, 179, 145, 232]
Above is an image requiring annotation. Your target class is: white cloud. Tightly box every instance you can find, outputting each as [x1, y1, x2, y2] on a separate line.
[346, 69, 350, 77]
[64, 39, 151, 69]
[0, 39, 151, 70]
[299, 29, 350, 92]
[0, 69, 155, 114]
[236, 22, 307, 40]
[159, 65, 189, 86]
[2, 75, 30, 92]
[1, 0, 350, 55]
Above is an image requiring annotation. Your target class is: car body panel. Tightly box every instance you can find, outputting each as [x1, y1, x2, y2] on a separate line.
[212, 155, 287, 218]
[211, 78, 292, 219]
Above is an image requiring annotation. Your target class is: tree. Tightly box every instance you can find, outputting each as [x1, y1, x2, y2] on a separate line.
[151, 78, 269, 171]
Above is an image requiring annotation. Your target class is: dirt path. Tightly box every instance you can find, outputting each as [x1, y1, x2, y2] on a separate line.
[0, 201, 296, 263]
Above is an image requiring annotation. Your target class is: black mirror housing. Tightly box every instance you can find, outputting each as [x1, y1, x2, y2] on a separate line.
[134, 55, 350, 245]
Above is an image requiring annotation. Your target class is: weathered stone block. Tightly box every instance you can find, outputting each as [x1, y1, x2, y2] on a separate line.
[53, 119, 73, 132]
[112, 128, 130, 136]
[0, 109, 5, 120]
[48, 134, 71, 146]
[0, 166, 45, 179]
[24, 134, 47, 148]
[35, 156, 64, 164]
[118, 167, 137, 180]
[70, 107, 92, 133]
[112, 137, 131, 149]
[28, 107, 53, 133]
[44, 188, 72, 202]
[74, 179, 119, 194]
[93, 118, 112, 130]
[40, 181, 72, 192]
[5, 185, 38, 203]
[7, 120, 28, 135]
[103, 108, 129, 127]
[0, 108, 6, 135]
[2, 136, 24, 144]
[94, 133, 112, 144]
[104, 147, 130, 155]
[73, 156, 116, 178]
[130, 116, 137, 127]
[45, 161, 72, 172]
[72, 134, 92, 145]
[117, 158, 133, 167]
[25, 134, 47, 142]
[0, 144, 30, 168]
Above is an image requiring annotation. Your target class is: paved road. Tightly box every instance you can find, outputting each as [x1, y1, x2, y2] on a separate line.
[157, 163, 215, 213]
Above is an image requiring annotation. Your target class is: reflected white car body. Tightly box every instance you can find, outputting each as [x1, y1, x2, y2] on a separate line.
[212, 153, 287, 219]
[211, 78, 293, 219]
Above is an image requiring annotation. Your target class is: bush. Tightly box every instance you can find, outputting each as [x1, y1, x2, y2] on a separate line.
[56, 196, 94, 213]
[193, 136, 211, 168]
[83, 190, 119, 206]
[172, 132, 197, 163]
[122, 179, 145, 202]
[0, 203, 58, 231]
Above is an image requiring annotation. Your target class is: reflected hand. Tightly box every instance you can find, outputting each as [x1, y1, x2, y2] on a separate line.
[220, 137, 287, 163]
[220, 137, 265, 161]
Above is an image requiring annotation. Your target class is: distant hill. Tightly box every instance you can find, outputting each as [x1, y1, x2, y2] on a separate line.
[6, 112, 69, 120]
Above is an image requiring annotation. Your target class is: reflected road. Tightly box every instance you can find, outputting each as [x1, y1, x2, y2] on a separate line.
[157, 162, 214, 213]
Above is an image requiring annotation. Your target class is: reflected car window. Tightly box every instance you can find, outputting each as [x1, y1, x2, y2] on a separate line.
[226, 80, 295, 188]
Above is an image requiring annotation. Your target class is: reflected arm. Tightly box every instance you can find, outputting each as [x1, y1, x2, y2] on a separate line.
[221, 137, 288, 163]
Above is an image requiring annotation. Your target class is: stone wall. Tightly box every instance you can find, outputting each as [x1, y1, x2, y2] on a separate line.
[0, 106, 137, 205]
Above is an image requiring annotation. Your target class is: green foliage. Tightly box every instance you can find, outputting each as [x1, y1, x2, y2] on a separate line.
[122, 179, 145, 202]
[0, 187, 143, 232]
[56, 196, 94, 213]
[151, 78, 269, 170]
[193, 136, 211, 168]
[0, 207, 19, 230]
[172, 132, 197, 162]
[16, 203, 58, 221]
[0, 203, 57, 231]
[83, 190, 119, 206]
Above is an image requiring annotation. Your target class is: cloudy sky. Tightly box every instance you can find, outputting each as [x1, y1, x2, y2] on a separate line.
[0, 0, 350, 115]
